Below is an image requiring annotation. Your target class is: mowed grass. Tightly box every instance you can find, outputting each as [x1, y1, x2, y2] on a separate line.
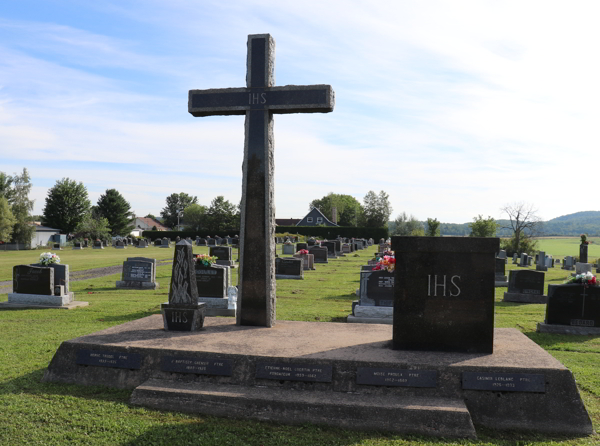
[0, 244, 598, 445]
[535, 236, 600, 261]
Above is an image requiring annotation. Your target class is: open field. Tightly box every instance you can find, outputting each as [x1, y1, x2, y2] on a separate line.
[0, 244, 598, 445]
[535, 237, 600, 260]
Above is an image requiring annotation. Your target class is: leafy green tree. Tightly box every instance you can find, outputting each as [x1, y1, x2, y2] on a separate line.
[145, 213, 157, 220]
[469, 215, 497, 237]
[425, 218, 441, 236]
[73, 214, 111, 241]
[362, 190, 392, 228]
[43, 178, 91, 234]
[160, 193, 198, 229]
[0, 197, 16, 242]
[309, 193, 364, 226]
[96, 189, 135, 236]
[206, 196, 239, 233]
[392, 212, 423, 236]
[183, 204, 208, 231]
[9, 169, 35, 245]
[0, 172, 14, 203]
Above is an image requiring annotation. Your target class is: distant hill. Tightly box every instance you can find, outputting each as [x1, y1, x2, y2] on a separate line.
[388, 211, 600, 237]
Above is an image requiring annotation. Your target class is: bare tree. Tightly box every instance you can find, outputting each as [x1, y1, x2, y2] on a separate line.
[500, 202, 542, 253]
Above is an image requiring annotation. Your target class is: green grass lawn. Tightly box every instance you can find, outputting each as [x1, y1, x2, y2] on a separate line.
[0, 244, 598, 445]
[535, 237, 600, 261]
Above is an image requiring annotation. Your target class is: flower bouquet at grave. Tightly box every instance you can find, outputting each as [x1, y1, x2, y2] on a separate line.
[581, 234, 590, 245]
[372, 255, 395, 272]
[564, 271, 597, 287]
[195, 254, 217, 267]
[39, 252, 61, 266]
[297, 249, 309, 255]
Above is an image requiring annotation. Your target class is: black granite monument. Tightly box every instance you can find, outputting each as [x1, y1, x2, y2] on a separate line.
[188, 34, 334, 327]
[392, 236, 498, 353]
[161, 241, 205, 331]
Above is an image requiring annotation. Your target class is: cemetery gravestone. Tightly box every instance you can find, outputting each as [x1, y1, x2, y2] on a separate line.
[308, 246, 328, 263]
[115, 240, 126, 249]
[293, 252, 315, 271]
[93, 240, 104, 249]
[189, 33, 334, 327]
[73, 242, 83, 250]
[210, 246, 235, 267]
[195, 263, 234, 316]
[503, 270, 547, 304]
[161, 241, 205, 331]
[563, 256, 574, 270]
[495, 257, 508, 286]
[137, 240, 148, 248]
[536, 251, 547, 271]
[392, 236, 498, 353]
[282, 243, 295, 255]
[296, 242, 308, 252]
[321, 241, 338, 258]
[349, 269, 395, 324]
[160, 239, 170, 248]
[116, 257, 159, 290]
[580, 243, 588, 263]
[7, 265, 84, 307]
[538, 283, 600, 335]
[519, 253, 528, 267]
[575, 262, 593, 275]
[275, 257, 303, 279]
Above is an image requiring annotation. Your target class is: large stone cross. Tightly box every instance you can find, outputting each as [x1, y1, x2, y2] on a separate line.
[189, 34, 335, 327]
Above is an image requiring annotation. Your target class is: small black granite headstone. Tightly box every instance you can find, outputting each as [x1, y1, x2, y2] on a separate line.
[13, 265, 54, 295]
[360, 269, 395, 306]
[195, 264, 227, 298]
[123, 260, 153, 282]
[275, 257, 303, 277]
[545, 284, 600, 327]
[308, 246, 328, 263]
[392, 236, 498, 353]
[580, 244, 588, 263]
[507, 270, 544, 295]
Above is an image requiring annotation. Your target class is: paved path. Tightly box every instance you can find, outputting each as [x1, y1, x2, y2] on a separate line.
[0, 260, 172, 294]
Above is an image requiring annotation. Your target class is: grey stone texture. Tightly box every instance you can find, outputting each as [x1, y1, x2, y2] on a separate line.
[42, 316, 593, 438]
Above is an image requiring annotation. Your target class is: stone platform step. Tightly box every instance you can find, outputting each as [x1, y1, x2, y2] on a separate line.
[131, 378, 476, 438]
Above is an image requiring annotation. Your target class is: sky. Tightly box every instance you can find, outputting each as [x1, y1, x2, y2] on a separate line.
[1, 1, 599, 224]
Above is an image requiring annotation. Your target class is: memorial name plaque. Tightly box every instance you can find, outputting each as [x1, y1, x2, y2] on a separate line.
[356, 367, 437, 388]
[76, 349, 142, 369]
[256, 362, 332, 382]
[462, 372, 545, 392]
[123, 261, 152, 282]
[161, 356, 233, 376]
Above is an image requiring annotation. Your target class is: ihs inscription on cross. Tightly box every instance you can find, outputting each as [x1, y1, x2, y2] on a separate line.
[188, 34, 334, 327]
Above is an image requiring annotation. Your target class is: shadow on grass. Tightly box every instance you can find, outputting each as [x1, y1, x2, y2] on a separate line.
[98, 309, 161, 323]
[0, 367, 130, 404]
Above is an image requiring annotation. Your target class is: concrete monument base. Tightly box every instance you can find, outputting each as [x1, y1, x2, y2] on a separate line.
[115, 281, 159, 290]
[537, 323, 600, 335]
[42, 316, 593, 439]
[0, 300, 88, 310]
[503, 292, 548, 304]
[495, 280, 509, 287]
[197, 297, 235, 317]
[8, 292, 75, 306]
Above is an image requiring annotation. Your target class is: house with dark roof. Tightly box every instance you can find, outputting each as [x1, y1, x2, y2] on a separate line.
[275, 218, 301, 226]
[296, 208, 338, 227]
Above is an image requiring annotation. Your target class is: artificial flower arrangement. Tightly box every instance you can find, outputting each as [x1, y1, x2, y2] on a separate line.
[195, 254, 217, 267]
[564, 271, 597, 287]
[581, 234, 589, 245]
[39, 252, 61, 266]
[297, 249, 309, 255]
[372, 254, 395, 273]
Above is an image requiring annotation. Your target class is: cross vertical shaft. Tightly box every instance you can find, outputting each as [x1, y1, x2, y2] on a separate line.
[188, 34, 334, 327]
